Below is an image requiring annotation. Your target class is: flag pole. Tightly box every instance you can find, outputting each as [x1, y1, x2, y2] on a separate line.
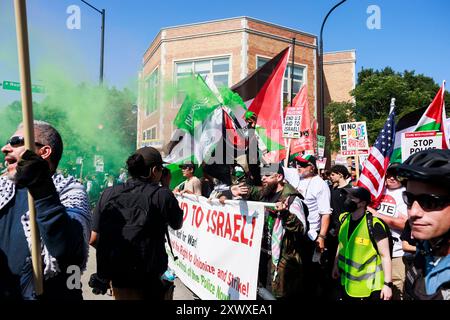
[13, 0, 43, 295]
[284, 38, 296, 167]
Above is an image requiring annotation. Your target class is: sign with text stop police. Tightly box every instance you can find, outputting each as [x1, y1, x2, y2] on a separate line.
[401, 131, 442, 162]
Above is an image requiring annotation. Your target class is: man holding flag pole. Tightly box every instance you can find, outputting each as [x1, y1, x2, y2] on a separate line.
[0, 0, 90, 300]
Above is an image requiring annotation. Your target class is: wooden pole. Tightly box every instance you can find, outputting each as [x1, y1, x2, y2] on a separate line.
[355, 150, 360, 181]
[284, 138, 292, 167]
[14, 0, 43, 296]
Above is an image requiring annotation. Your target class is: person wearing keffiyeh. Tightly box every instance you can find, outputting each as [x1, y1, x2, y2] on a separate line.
[0, 121, 91, 300]
[233, 163, 308, 299]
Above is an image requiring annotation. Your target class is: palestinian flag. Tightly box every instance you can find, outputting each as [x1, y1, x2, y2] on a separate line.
[164, 74, 222, 188]
[391, 82, 448, 163]
[231, 47, 291, 162]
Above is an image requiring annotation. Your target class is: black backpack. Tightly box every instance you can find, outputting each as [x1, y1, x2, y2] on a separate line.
[96, 182, 167, 286]
[366, 212, 394, 258]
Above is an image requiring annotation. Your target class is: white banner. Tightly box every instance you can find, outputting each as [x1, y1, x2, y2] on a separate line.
[167, 194, 265, 300]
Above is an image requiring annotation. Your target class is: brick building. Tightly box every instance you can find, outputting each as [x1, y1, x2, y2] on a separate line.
[137, 16, 355, 155]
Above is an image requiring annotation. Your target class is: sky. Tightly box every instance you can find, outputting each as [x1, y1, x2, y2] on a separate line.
[1, 0, 449, 107]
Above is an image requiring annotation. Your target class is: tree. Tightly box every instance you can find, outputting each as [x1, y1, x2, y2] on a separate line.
[326, 67, 449, 150]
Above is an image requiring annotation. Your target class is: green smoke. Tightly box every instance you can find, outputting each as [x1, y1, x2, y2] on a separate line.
[0, 66, 137, 182]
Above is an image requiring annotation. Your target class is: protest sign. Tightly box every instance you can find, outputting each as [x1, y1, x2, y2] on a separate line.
[317, 135, 325, 157]
[401, 131, 443, 162]
[167, 194, 265, 300]
[283, 106, 302, 138]
[339, 121, 369, 151]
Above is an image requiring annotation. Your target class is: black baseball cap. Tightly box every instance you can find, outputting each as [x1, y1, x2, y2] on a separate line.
[135, 147, 166, 167]
[179, 163, 195, 170]
[260, 163, 284, 177]
[343, 186, 371, 203]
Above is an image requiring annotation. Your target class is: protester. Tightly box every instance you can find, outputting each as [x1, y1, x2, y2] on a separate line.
[160, 167, 171, 188]
[350, 167, 358, 186]
[91, 146, 183, 300]
[367, 165, 408, 300]
[238, 111, 266, 185]
[0, 121, 91, 300]
[237, 163, 308, 299]
[327, 165, 352, 300]
[174, 163, 202, 195]
[394, 149, 450, 300]
[292, 154, 332, 298]
[332, 186, 393, 300]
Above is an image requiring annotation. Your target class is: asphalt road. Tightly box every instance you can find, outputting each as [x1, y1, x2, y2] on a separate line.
[81, 246, 196, 300]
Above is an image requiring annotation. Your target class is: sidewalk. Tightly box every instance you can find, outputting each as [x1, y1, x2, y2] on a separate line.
[81, 246, 196, 300]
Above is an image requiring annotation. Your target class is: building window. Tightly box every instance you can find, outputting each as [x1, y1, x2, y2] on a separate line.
[144, 68, 159, 116]
[143, 126, 158, 141]
[174, 57, 230, 106]
[257, 57, 305, 104]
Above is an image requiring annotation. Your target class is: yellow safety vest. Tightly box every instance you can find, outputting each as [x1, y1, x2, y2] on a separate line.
[338, 212, 384, 298]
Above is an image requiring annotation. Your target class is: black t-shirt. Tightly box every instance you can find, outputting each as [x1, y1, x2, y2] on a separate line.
[92, 180, 183, 232]
[348, 213, 387, 243]
[330, 183, 352, 227]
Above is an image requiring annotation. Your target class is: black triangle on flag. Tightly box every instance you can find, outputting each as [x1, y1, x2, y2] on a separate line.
[230, 47, 290, 104]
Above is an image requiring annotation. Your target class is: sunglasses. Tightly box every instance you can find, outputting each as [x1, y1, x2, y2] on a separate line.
[402, 191, 450, 211]
[6, 136, 45, 148]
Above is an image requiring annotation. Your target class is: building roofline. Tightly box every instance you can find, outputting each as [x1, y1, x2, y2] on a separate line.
[324, 49, 356, 55]
[143, 16, 317, 59]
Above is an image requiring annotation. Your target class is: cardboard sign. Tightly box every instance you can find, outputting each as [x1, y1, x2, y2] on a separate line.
[317, 135, 325, 157]
[317, 157, 327, 170]
[283, 107, 302, 138]
[401, 131, 442, 162]
[339, 121, 369, 151]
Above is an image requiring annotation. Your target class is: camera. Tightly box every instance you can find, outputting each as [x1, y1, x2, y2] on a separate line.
[88, 273, 110, 295]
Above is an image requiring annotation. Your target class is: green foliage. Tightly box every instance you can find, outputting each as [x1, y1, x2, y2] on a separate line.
[326, 67, 449, 149]
[325, 101, 354, 152]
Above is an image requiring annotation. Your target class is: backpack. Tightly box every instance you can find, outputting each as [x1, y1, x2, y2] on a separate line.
[340, 212, 394, 258]
[366, 212, 394, 258]
[96, 182, 167, 285]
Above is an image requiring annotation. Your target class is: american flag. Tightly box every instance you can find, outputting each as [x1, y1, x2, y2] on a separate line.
[357, 110, 396, 207]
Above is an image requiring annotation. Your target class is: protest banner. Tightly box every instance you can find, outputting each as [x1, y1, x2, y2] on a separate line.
[167, 194, 265, 300]
[339, 121, 369, 151]
[401, 131, 443, 162]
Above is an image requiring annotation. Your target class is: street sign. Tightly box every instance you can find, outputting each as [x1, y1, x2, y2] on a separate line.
[2, 80, 45, 93]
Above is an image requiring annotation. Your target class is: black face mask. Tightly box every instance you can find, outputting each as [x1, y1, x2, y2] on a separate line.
[344, 198, 358, 212]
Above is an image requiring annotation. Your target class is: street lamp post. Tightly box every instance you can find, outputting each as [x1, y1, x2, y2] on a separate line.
[80, 0, 105, 84]
[318, 0, 347, 135]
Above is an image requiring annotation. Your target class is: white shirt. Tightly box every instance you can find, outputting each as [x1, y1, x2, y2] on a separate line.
[376, 186, 408, 258]
[295, 175, 331, 241]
